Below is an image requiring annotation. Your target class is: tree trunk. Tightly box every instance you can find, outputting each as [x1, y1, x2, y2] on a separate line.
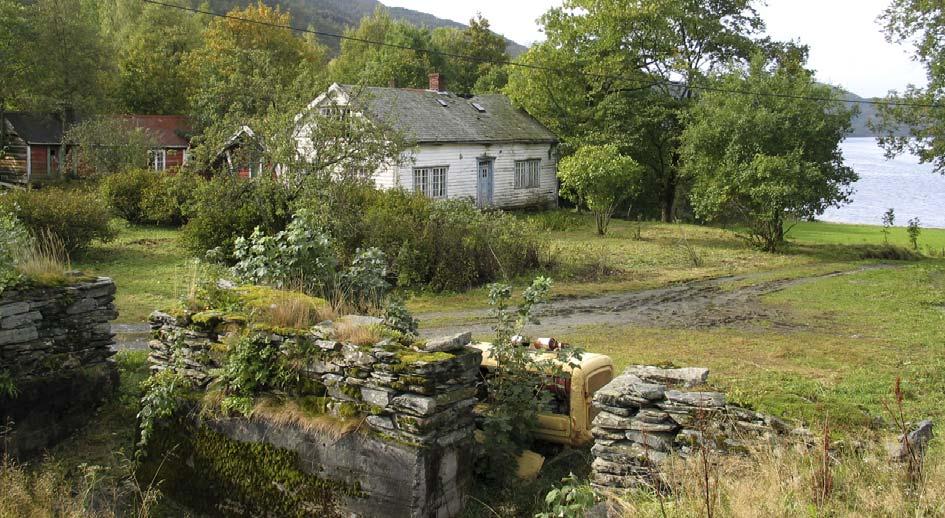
[660, 167, 678, 223]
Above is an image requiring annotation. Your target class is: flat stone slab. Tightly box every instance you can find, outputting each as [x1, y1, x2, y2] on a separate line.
[594, 374, 665, 409]
[422, 332, 472, 353]
[624, 365, 709, 388]
[665, 390, 726, 408]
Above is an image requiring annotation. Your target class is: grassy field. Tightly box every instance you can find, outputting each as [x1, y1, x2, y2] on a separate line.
[75, 225, 194, 323]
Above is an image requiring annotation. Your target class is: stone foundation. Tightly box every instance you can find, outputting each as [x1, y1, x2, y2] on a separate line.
[146, 307, 481, 517]
[0, 278, 118, 459]
[590, 365, 799, 491]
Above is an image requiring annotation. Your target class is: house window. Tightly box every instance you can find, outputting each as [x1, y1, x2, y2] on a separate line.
[515, 159, 541, 189]
[413, 166, 448, 199]
[149, 149, 166, 171]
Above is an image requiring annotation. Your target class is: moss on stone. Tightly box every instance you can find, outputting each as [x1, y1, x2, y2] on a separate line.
[396, 351, 455, 365]
[237, 286, 328, 314]
[139, 419, 360, 517]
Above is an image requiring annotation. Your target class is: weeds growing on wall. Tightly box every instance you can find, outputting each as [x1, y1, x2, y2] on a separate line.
[476, 277, 584, 484]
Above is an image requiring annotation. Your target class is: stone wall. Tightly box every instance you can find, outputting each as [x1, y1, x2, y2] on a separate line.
[0, 278, 119, 459]
[590, 365, 799, 491]
[146, 310, 481, 518]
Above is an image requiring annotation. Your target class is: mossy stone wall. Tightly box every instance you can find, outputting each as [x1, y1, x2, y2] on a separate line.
[0, 278, 119, 459]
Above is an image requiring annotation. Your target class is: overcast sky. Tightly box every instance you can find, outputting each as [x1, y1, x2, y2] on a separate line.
[383, 0, 927, 98]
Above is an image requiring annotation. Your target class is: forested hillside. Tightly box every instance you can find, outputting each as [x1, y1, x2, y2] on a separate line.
[204, 0, 527, 55]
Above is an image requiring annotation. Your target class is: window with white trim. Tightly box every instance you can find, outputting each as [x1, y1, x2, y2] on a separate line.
[413, 166, 448, 199]
[514, 159, 541, 189]
[149, 149, 166, 171]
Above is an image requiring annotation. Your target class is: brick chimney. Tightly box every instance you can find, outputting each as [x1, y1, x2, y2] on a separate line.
[428, 73, 444, 92]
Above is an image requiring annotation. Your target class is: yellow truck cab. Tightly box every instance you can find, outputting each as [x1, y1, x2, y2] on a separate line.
[471, 342, 615, 447]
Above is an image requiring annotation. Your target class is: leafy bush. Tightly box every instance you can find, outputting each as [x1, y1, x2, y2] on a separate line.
[0, 212, 29, 292]
[361, 193, 542, 291]
[232, 209, 337, 294]
[99, 168, 161, 223]
[476, 278, 582, 484]
[232, 210, 390, 311]
[141, 171, 202, 226]
[182, 175, 292, 258]
[0, 186, 116, 255]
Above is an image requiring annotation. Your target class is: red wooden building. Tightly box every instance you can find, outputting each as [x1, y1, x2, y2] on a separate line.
[117, 115, 192, 171]
[0, 113, 192, 185]
[0, 112, 77, 184]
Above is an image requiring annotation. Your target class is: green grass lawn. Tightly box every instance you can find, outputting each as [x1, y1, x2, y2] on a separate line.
[788, 219, 945, 249]
[557, 261, 945, 434]
[75, 225, 193, 323]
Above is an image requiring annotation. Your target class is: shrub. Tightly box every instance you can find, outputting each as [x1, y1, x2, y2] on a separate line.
[181, 175, 292, 258]
[0, 186, 116, 255]
[0, 212, 29, 292]
[141, 170, 203, 226]
[361, 193, 542, 291]
[99, 168, 161, 223]
[232, 209, 337, 294]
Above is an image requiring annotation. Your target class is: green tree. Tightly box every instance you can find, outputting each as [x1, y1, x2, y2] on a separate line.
[329, 8, 437, 89]
[874, 1, 945, 172]
[63, 117, 158, 176]
[680, 56, 856, 251]
[21, 0, 114, 114]
[558, 145, 646, 235]
[507, 0, 766, 222]
[114, 0, 204, 114]
[431, 15, 509, 94]
[184, 2, 328, 132]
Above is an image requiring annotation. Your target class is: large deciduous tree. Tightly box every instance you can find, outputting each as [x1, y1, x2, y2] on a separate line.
[184, 2, 328, 133]
[114, 0, 204, 114]
[329, 8, 438, 89]
[680, 56, 856, 251]
[431, 15, 509, 94]
[874, 1, 945, 172]
[507, 0, 766, 222]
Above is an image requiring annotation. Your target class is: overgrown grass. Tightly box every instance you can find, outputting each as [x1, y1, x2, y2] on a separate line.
[409, 213, 929, 315]
[1, 351, 165, 517]
[557, 262, 945, 433]
[75, 225, 192, 323]
[613, 440, 945, 517]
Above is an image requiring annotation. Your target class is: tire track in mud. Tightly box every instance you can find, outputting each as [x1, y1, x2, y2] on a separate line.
[418, 265, 894, 338]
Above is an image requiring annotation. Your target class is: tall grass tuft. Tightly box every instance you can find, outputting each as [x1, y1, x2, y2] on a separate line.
[608, 438, 945, 517]
[14, 229, 72, 285]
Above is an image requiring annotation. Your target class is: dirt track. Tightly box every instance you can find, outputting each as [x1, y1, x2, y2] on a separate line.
[418, 266, 889, 338]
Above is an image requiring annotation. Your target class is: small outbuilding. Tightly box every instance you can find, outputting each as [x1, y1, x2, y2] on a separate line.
[0, 112, 78, 184]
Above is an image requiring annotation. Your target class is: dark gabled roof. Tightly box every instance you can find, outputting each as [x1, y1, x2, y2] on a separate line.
[338, 85, 558, 145]
[116, 115, 192, 148]
[4, 112, 80, 144]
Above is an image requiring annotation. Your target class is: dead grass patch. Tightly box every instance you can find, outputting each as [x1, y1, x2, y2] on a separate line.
[251, 397, 359, 440]
[331, 321, 383, 346]
[608, 439, 945, 517]
[15, 229, 72, 285]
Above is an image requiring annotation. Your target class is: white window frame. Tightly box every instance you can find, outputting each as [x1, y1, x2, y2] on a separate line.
[413, 166, 448, 199]
[149, 149, 166, 171]
[514, 159, 541, 189]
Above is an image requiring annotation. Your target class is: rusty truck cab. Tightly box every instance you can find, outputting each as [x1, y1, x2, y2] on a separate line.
[471, 343, 614, 447]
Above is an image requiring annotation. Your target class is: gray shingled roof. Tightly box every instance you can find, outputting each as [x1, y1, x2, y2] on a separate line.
[339, 85, 557, 144]
[5, 112, 81, 144]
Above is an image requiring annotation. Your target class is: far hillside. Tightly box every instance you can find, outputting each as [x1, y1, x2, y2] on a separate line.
[835, 88, 910, 138]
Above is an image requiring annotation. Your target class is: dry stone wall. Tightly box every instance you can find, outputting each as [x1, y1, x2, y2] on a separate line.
[591, 365, 799, 490]
[0, 278, 118, 459]
[147, 310, 482, 518]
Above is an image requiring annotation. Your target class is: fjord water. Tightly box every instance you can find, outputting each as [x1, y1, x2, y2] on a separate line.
[820, 138, 945, 228]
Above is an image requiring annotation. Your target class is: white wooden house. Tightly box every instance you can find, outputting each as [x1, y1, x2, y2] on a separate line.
[300, 75, 559, 209]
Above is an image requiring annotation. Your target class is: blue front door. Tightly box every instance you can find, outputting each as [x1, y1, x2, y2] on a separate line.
[477, 159, 493, 208]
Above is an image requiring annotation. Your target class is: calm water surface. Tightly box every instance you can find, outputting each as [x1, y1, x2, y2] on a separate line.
[821, 138, 945, 228]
